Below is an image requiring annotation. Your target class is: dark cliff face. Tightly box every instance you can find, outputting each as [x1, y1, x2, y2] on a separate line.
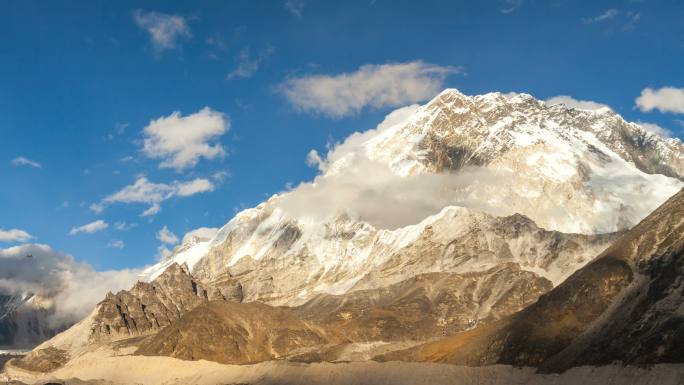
[376, 188, 684, 372]
[89, 263, 243, 342]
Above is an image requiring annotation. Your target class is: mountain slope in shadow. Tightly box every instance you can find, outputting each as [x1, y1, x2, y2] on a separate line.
[377, 188, 684, 372]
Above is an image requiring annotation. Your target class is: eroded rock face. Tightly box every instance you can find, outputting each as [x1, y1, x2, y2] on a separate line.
[134, 266, 552, 365]
[89, 263, 242, 342]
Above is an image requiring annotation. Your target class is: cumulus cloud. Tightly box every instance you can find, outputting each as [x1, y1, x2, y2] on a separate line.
[11, 157, 42, 169]
[69, 220, 108, 235]
[545, 95, 611, 111]
[142, 107, 229, 171]
[133, 9, 191, 52]
[0, 243, 140, 329]
[91, 177, 215, 216]
[279, 61, 461, 118]
[227, 47, 274, 80]
[582, 9, 619, 23]
[0, 228, 34, 243]
[637, 122, 673, 138]
[156, 226, 178, 245]
[635, 87, 684, 114]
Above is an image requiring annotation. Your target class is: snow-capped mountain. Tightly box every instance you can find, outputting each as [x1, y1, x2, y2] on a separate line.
[17, 89, 684, 373]
[142, 89, 682, 307]
[0, 292, 62, 349]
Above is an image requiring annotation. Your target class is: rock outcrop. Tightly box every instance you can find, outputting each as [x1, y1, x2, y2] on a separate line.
[90, 263, 242, 342]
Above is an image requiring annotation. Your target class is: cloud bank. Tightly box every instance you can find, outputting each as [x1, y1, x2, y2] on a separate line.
[0, 244, 140, 328]
[279, 61, 461, 117]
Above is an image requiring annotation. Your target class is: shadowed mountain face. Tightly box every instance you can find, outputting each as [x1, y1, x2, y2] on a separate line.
[377, 187, 684, 372]
[135, 264, 551, 365]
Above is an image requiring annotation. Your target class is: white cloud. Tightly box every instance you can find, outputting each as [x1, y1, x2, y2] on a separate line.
[306, 149, 323, 168]
[545, 95, 611, 111]
[637, 122, 673, 138]
[69, 220, 108, 235]
[91, 177, 215, 217]
[142, 203, 161, 217]
[285, 0, 305, 17]
[175, 178, 215, 196]
[156, 226, 178, 245]
[0, 243, 140, 328]
[181, 227, 218, 243]
[142, 107, 230, 171]
[11, 157, 42, 169]
[133, 9, 191, 52]
[279, 61, 461, 118]
[582, 8, 619, 23]
[0, 228, 34, 243]
[107, 240, 125, 249]
[227, 47, 274, 80]
[635, 87, 684, 114]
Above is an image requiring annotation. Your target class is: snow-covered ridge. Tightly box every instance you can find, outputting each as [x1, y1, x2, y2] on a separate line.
[143, 88, 683, 304]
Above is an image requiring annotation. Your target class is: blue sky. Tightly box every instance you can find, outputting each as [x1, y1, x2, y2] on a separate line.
[1, 0, 683, 271]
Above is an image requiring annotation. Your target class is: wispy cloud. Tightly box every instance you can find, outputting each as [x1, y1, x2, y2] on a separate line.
[582, 8, 619, 24]
[545, 95, 611, 111]
[133, 9, 191, 53]
[279, 61, 462, 118]
[285, 0, 305, 17]
[501, 0, 525, 14]
[69, 220, 108, 235]
[156, 226, 178, 244]
[107, 240, 125, 249]
[227, 47, 274, 80]
[114, 221, 137, 231]
[636, 86, 684, 114]
[637, 122, 673, 138]
[0, 228, 34, 243]
[90, 177, 215, 217]
[581, 9, 640, 30]
[11, 157, 42, 169]
[142, 107, 230, 171]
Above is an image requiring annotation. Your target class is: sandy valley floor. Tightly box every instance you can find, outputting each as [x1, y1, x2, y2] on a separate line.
[3, 348, 684, 385]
